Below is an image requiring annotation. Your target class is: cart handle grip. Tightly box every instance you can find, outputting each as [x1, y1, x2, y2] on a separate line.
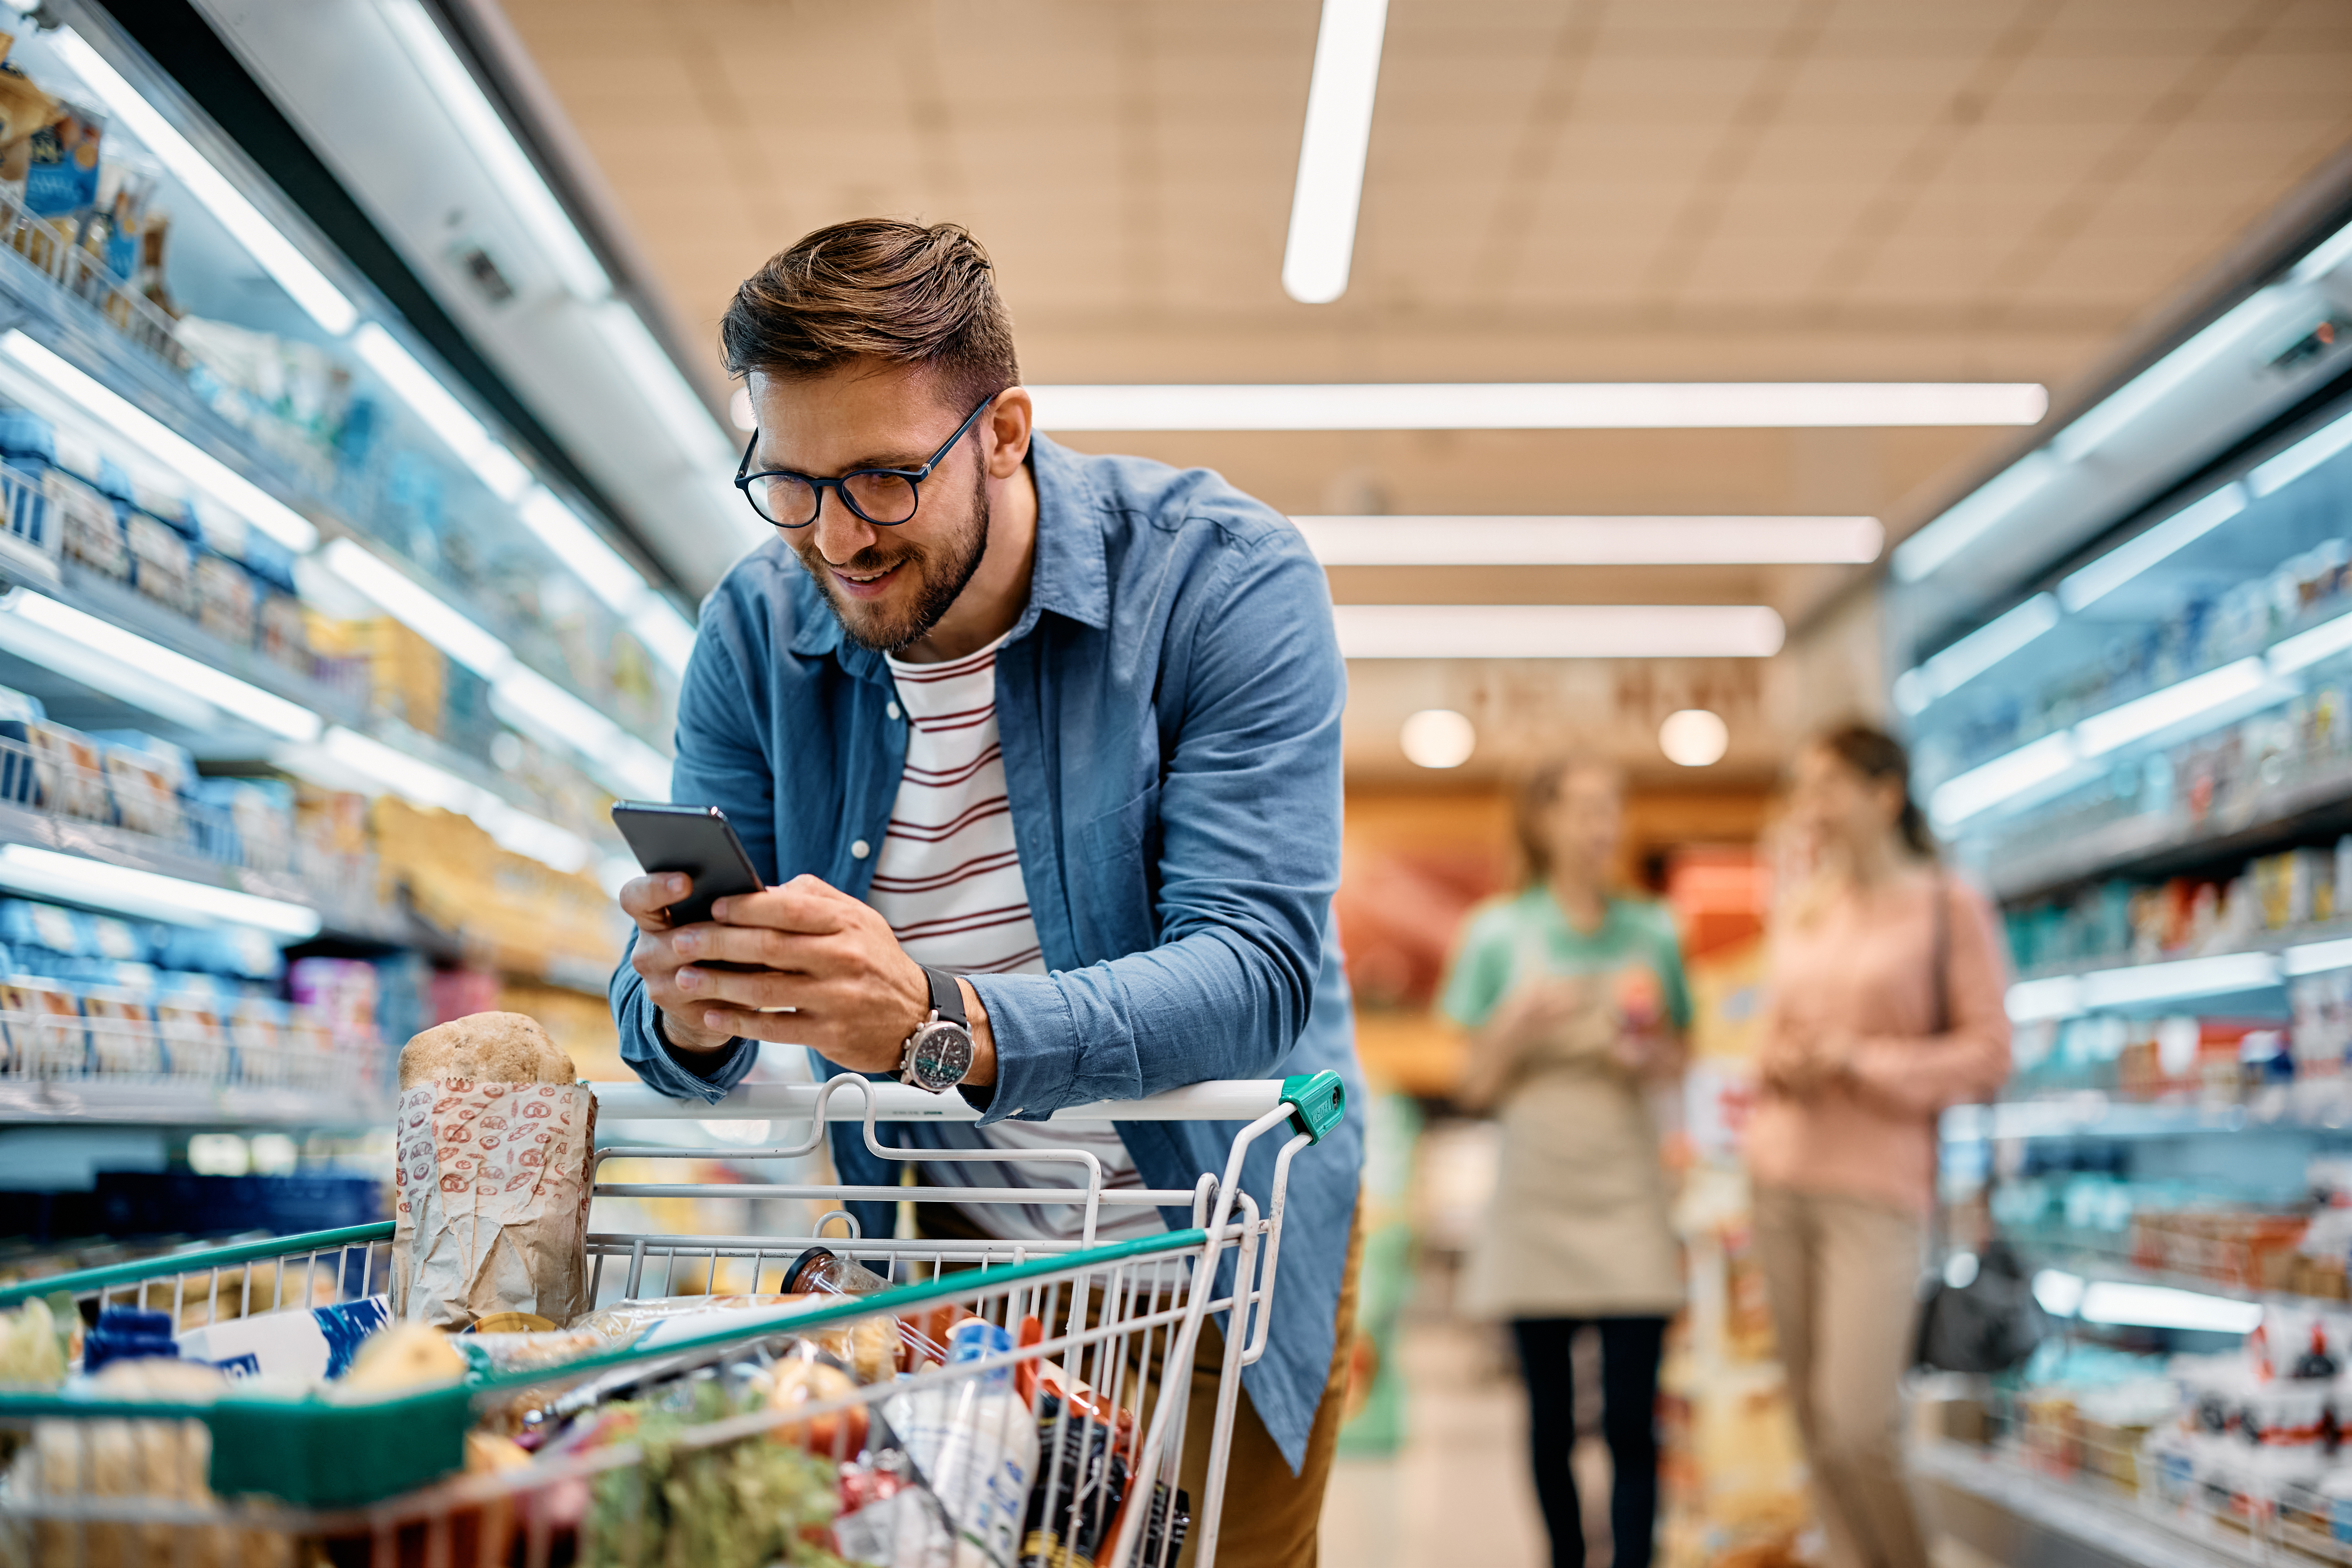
[1279, 1070, 1346, 1144]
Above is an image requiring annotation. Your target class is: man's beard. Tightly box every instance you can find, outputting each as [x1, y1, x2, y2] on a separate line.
[796, 465, 990, 655]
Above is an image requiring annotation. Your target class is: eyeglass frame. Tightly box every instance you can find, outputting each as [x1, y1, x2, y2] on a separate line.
[733, 392, 999, 530]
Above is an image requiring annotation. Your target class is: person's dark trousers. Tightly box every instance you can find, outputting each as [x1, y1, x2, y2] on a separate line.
[1510, 1314, 1668, 1568]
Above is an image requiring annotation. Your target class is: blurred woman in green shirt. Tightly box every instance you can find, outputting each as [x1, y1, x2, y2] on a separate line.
[1438, 759, 1691, 1568]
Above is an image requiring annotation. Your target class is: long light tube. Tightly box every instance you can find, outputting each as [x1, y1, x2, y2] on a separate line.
[351, 325, 531, 502]
[1293, 515, 1884, 565]
[312, 727, 593, 875]
[320, 540, 670, 797]
[2081, 951, 2281, 1008]
[517, 488, 648, 613]
[0, 843, 319, 937]
[1929, 731, 2078, 828]
[593, 301, 733, 468]
[2058, 484, 2247, 612]
[2250, 409, 2352, 499]
[1029, 383, 2049, 432]
[2071, 656, 2274, 757]
[1332, 604, 1785, 660]
[2268, 605, 2352, 674]
[374, 0, 609, 302]
[2285, 936, 2352, 976]
[49, 31, 356, 336]
[1281, 0, 1389, 305]
[2005, 975, 2085, 1023]
[0, 332, 317, 551]
[2291, 218, 2352, 284]
[1891, 451, 2061, 584]
[1893, 593, 2060, 715]
[5, 591, 320, 741]
[2051, 290, 2289, 465]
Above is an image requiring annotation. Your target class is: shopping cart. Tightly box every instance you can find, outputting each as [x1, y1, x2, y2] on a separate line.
[0, 1069, 1346, 1568]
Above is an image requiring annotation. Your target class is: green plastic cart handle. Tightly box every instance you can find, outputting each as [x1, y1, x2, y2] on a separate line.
[1279, 1070, 1346, 1143]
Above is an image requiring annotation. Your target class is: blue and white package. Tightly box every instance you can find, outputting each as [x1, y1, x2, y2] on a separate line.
[176, 1293, 391, 1382]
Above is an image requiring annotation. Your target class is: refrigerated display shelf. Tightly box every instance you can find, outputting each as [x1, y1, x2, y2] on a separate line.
[0, 1076, 386, 1127]
[1980, 753, 2352, 905]
[1913, 1440, 2270, 1568]
[2007, 1238, 2332, 1317]
[1940, 1096, 2344, 1142]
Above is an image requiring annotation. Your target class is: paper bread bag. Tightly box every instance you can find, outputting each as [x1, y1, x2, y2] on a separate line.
[390, 1013, 596, 1328]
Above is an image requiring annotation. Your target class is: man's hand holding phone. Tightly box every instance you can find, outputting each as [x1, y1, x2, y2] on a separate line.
[621, 871, 997, 1085]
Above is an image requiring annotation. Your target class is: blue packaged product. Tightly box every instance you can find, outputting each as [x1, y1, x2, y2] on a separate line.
[0, 684, 44, 806]
[83, 1307, 179, 1374]
[23, 104, 102, 220]
[0, 408, 54, 466]
[0, 899, 92, 958]
[243, 530, 299, 596]
[155, 922, 283, 982]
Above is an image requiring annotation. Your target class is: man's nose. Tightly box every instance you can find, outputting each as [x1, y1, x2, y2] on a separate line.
[808, 490, 880, 564]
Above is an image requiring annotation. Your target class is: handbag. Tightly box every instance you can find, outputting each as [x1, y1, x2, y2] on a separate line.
[1909, 873, 2047, 1373]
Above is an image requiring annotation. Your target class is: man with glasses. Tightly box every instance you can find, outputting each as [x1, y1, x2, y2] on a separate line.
[609, 218, 1365, 1566]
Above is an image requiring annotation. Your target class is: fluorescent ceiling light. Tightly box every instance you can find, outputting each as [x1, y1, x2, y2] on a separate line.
[2079, 950, 2280, 1008]
[593, 301, 731, 468]
[2073, 656, 2272, 757]
[2058, 484, 2247, 612]
[1893, 593, 2059, 716]
[2291, 218, 2352, 284]
[1028, 383, 2049, 432]
[5, 591, 320, 741]
[312, 726, 592, 875]
[49, 30, 356, 336]
[0, 842, 318, 937]
[375, 0, 609, 302]
[1929, 731, 2078, 828]
[2051, 290, 2287, 465]
[1293, 515, 1883, 565]
[1332, 604, 1784, 660]
[2249, 408, 2352, 499]
[321, 538, 511, 676]
[2269, 605, 2352, 675]
[1891, 450, 2062, 584]
[1281, 0, 1389, 305]
[352, 325, 531, 503]
[517, 486, 646, 613]
[0, 332, 317, 551]
[2285, 936, 2352, 977]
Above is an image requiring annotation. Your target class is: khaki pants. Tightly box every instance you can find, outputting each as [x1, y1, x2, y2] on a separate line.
[916, 1197, 1363, 1568]
[1750, 1185, 1929, 1568]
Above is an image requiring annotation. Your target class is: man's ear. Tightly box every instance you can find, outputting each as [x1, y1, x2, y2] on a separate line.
[984, 388, 1034, 479]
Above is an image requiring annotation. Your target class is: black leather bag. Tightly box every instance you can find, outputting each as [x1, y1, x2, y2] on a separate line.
[1908, 875, 2047, 1374]
[1914, 1238, 2048, 1373]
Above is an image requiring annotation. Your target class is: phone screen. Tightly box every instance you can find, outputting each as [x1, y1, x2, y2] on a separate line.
[610, 802, 765, 927]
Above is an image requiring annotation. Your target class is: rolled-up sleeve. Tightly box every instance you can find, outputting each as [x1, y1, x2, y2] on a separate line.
[965, 530, 1345, 1117]
[610, 592, 776, 1106]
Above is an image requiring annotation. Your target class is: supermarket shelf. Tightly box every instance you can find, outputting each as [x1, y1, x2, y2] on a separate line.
[2011, 1239, 2317, 1317]
[1942, 1096, 2352, 1142]
[0, 1077, 387, 1127]
[1982, 755, 2352, 905]
[1913, 1440, 2266, 1568]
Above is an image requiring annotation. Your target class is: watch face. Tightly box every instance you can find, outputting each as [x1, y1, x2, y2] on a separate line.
[907, 1020, 974, 1090]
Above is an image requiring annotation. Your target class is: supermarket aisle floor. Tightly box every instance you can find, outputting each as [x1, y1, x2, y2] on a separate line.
[1320, 1317, 1549, 1566]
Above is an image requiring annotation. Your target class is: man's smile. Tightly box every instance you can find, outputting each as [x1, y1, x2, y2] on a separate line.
[823, 556, 907, 599]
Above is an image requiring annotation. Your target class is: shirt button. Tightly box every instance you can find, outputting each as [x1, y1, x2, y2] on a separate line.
[886, 701, 901, 721]
[850, 839, 871, 860]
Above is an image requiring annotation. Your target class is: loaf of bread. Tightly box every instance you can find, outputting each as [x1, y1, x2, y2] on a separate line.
[397, 1011, 573, 1090]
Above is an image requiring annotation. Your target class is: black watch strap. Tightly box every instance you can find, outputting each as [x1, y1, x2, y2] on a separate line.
[922, 965, 967, 1027]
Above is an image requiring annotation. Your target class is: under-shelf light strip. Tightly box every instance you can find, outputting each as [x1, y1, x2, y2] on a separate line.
[0, 843, 320, 938]
[1931, 607, 2352, 828]
[3, 590, 319, 741]
[49, 30, 356, 337]
[1891, 593, 2059, 715]
[321, 539, 669, 799]
[2031, 1269, 2262, 1335]
[314, 726, 592, 875]
[1894, 213, 2352, 585]
[0, 332, 317, 552]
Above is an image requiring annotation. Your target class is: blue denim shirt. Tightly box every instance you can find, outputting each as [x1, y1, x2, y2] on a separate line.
[611, 433, 1367, 1470]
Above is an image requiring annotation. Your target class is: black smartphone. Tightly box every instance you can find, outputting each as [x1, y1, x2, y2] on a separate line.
[611, 802, 765, 927]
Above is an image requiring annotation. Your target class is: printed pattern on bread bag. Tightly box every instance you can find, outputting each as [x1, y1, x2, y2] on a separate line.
[391, 1078, 597, 1326]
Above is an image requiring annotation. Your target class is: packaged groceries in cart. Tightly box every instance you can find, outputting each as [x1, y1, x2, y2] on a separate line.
[0, 1068, 1346, 1568]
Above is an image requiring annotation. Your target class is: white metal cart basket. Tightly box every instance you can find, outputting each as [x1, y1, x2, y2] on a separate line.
[0, 1070, 1347, 1568]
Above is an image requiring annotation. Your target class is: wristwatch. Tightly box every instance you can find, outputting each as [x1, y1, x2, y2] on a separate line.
[900, 965, 975, 1093]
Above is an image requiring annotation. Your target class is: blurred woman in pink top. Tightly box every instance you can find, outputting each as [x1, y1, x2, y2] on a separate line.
[1748, 724, 2011, 1568]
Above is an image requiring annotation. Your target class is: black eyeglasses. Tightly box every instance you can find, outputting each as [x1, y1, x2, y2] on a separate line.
[734, 394, 996, 529]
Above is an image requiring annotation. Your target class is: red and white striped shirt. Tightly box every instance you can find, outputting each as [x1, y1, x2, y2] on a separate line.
[874, 634, 1157, 1242]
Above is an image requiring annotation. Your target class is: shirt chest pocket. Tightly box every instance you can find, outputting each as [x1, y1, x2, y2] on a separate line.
[1069, 779, 1162, 960]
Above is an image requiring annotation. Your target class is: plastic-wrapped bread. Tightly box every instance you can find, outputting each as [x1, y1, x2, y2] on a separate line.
[390, 1012, 597, 1328]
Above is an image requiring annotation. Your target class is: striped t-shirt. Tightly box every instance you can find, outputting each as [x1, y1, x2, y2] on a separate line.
[872, 634, 1160, 1243]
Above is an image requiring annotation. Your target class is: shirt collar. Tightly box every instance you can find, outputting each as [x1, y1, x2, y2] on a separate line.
[785, 432, 1110, 665]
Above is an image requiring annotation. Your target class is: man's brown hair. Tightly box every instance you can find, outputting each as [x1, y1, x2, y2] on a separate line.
[720, 220, 1018, 413]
